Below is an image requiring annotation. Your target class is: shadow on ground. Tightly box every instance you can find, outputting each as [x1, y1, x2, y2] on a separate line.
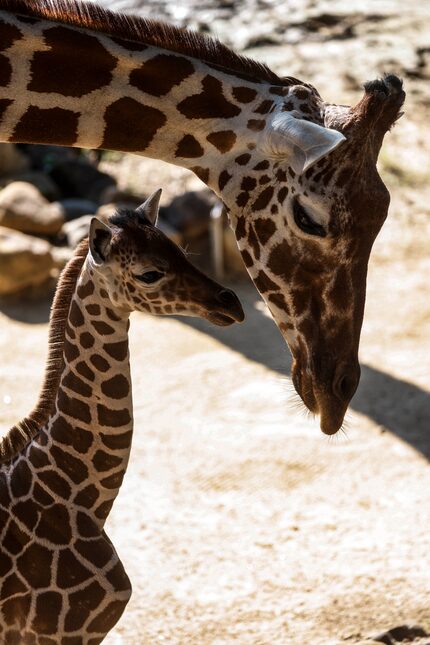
[2, 281, 429, 459]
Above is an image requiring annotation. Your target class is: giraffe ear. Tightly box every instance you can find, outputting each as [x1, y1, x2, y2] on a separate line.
[135, 188, 162, 227]
[89, 217, 112, 266]
[266, 113, 346, 174]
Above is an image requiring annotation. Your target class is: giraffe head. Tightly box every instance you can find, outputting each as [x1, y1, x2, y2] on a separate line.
[221, 75, 405, 435]
[88, 189, 244, 326]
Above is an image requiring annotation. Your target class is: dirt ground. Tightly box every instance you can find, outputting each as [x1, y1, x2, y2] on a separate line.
[1, 0, 430, 643]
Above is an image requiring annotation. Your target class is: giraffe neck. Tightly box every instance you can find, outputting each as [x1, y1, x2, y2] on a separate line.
[0, 9, 277, 196]
[31, 257, 132, 530]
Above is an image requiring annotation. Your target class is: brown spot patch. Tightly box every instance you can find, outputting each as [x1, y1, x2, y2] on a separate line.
[32, 591, 62, 635]
[178, 75, 240, 119]
[0, 98, 12, 121]
[268, 293, 288, 311]
[97, 404, 131, 428]
[62, 370, 92, 397]
[0, 20, 22, 51]
[10, 460, 31, 498]
[90, 354, 110, 372]
[232, 86, 257, 103]
[33, 482, 54, 507]
[75, 538, 113, 568]
[236, 192, 250, 208]
[76, 361, 95, 382]
[130, 54, 194, 96]
[102, 98, 166, 152]
[36, 503, 72, 545]
[254, 160, 269, 171]
[12, 500, 39, 531]
[277, 186, 289, 204]
[65, 581, 106, 632]
[235, 153, 251, 166]
[38, 470, 71, 500]
[93, 450, 122, 473]
[29, 26, 116, 97]
[1, 572, 26, 599]
[248, 225, 260, 260]
[252, 186, 274, 210]
[101, 430, 133, 450]
[17, 543, 53, 588]
[0, 55, 12, 87]
[235, 215, 247, 240]
[103, 340, 128, 361]
[175, 134, 203, 158]
[57, 550, 92, 589]
[69, 301, 84, 327]
[77, 280, 94, 299]
[79, 332, 94, 350]
[254, 99, 273, 114]
[73, 486, 99, 513]
[247, 119, 265, 131]
[57, 389, 91, 424]
[218, 170, 232, 191]
[3, 520, 30, 555]
[11, 106, 79, 146]
[253, 271, 279, 292]
[88, 599, 128, 634]
[241, 176, 257, 192]
[254, 218, 276, 244]
[101, 374, 130, 399]
[51, 445, 89, 485]
[85, 303, 100, 316]
[206, 130, 236, 153]
[294, 87, 310, 100]
[268, 241, 295, 282]
[101, 470, 124, 489]
[190, 166, 209, 183]
[241, 249, 253, 268]
[92, 320, 115, 335]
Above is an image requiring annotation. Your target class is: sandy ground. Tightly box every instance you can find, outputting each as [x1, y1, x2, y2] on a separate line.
[1, 0, 430, 643]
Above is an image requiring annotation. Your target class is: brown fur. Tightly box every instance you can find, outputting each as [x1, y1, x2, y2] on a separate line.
[0, 239, 89, 463]
[0, 0, 285, 85]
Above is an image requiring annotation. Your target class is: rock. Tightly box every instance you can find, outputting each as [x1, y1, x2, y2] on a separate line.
[51, 245, 74, 270]
[59, 198, 98, 221]
[0, 143, 30, 176]
[0, 171, 60, 201]
[63, 215, 93, 248]
[0, 226, 54, 295]
[0, 182, 65, 236]
[49, 159, 116, 203]
[164, 189, 216, 238]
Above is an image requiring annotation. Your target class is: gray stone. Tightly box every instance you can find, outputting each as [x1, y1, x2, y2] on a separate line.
[164, 190, 216, 238]
[0, 181, 65, 236]
[63, 214, 93, 248]
[0, 171, 60, 201]
[0, 226, 54, 295]
[59, 198, 98, 221]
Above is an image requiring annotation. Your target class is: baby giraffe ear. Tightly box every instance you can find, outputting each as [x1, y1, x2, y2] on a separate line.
[265, 113, 346, 174]
[135, 188, 162, 227]
[89, 217, 112, 266]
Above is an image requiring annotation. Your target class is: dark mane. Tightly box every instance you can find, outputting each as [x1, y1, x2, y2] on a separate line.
[0, 239, 89, 464]
[0, 0, 285, 85]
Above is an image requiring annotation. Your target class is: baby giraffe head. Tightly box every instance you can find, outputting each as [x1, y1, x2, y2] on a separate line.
[88, 189, 244, 326]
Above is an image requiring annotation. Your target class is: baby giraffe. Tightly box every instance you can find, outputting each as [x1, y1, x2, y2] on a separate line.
[0, 190, 244, 644]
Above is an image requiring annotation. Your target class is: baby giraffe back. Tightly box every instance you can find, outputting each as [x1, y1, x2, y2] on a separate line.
[0, 191, 244, 643]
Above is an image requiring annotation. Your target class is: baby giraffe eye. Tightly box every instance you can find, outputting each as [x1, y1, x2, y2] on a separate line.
[293, 198, 326, 238]
[134, 270, 165, 284]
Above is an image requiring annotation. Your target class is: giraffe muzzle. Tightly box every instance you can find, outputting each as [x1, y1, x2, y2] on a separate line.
[207, 288, 245, 326]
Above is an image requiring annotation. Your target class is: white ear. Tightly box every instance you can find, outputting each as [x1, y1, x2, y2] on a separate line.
[135, 188, 162, 226]
[265, 113, 346, 174]
[89, 217, 112, 266]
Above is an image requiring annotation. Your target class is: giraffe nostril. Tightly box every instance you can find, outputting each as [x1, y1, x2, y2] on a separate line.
[217, 289, 238, 306]
[333, 365, 360, 402]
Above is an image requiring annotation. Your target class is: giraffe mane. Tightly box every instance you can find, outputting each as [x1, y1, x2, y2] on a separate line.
[0, 239, 89, 464]
[0, 0, 286, 86]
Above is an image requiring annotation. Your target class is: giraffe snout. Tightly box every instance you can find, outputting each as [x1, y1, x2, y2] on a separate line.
[332, 361, 361, 403]
[215, 288, 245, 322]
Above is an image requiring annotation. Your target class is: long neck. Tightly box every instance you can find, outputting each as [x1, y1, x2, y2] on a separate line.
[0, 9, 277, 196]
[33, 258, 132, 530]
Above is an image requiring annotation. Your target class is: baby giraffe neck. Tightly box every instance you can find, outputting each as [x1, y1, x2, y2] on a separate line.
[36, 258, 132, 530]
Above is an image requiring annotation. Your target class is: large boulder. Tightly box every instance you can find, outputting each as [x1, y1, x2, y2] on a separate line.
[0, 226, 54, 295]
[0, 171, 60, 201]
[0, 181, 64, 235]
[49, 159, 116, 203]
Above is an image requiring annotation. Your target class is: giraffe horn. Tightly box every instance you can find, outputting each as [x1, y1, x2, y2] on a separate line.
[265, 112, 346, 174]
[135, 188, 162, 227]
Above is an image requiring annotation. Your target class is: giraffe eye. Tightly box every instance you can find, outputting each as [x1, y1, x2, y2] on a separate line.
[134, 270, 165, 284]
[293, 199, 326, 237]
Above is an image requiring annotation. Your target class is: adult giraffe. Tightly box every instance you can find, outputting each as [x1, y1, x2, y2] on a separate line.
[0, 0, 405, 434]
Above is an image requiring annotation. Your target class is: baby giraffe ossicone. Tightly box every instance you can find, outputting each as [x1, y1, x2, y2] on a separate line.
[0, 190, 244, 644]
